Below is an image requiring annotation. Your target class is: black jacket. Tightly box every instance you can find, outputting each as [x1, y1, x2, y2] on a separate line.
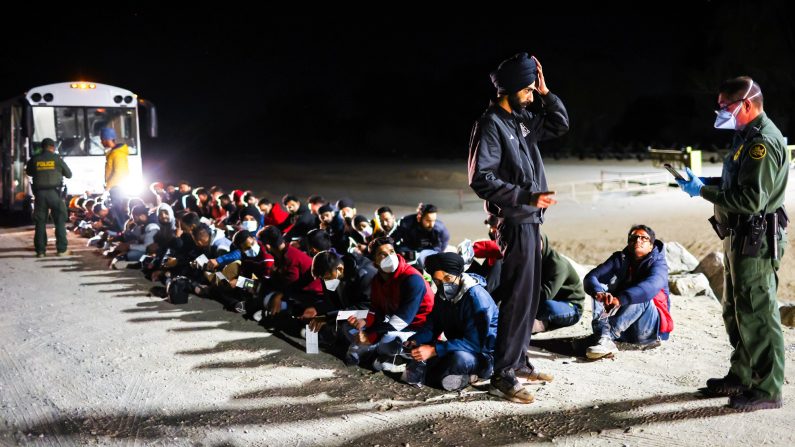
[467, 93, 569, 224]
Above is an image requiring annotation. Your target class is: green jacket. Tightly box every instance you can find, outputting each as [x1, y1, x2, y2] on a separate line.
[540, 233, 586, 311]
[701, 113, 789, 223]
[25, 150, 72, 190]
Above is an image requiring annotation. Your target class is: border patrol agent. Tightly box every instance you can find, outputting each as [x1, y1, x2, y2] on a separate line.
[678, 76, 788, 411]
[25, 138, 73, 257]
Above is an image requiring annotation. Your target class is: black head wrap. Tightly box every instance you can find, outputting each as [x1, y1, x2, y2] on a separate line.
[490, 52, 538, 95]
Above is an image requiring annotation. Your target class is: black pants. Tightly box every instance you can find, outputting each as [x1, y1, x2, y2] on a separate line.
[493, 222, 541, 376]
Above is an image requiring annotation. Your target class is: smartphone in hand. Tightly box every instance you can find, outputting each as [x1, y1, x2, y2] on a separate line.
[663, 163, 686, 181]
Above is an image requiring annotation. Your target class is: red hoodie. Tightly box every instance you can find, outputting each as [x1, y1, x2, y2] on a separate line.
[365, 255, 434, 343]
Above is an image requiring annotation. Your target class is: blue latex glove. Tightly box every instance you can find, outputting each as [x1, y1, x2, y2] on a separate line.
[676, 167, 704, 197]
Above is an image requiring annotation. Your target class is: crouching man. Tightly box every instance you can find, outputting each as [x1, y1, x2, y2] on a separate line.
[584, 225, 673, 359]
[402, 253, 499, 391]
[345, 237, 434, 371]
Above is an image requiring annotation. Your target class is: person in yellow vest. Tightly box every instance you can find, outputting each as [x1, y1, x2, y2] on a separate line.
[101, 127, 129, 191]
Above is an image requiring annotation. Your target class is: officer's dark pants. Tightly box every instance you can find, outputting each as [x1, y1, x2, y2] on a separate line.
[493, 222, 541, 376]
[722, 228, 787, 399]
[33, 189, 67, 254]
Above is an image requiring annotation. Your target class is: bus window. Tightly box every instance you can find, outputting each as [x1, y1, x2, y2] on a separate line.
[31, 106, 139, 157]
[87, 108, 139, 155]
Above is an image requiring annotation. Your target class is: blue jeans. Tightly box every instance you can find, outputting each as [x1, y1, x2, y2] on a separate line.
[536, 300, 582, 329]
[592, 298, 659, 344]
[125, 249, 145, 262]
[407, 351, 491, 388]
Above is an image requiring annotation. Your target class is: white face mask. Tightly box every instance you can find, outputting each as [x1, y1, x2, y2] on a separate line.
[714, 81, 760, 130]
[245, 242, 260, 257]
[242, 220, 258, 232]
[359, 225, 373, 239]
[379, 253, 399, 273]
[324, 278, 341, 291]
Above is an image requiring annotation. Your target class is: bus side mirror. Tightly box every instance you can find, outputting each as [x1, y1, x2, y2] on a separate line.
[138, 99, 158, 138]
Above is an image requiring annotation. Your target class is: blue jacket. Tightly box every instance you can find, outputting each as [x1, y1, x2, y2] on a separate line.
[410, 274, 499, 360]
[584, 240, 670, 307]
[393, 213, 451, 253]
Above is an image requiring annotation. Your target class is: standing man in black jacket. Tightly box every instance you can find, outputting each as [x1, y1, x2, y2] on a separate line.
[467, 52, 569, 403]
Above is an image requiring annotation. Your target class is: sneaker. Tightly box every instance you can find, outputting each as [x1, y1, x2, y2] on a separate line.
[441, 374, 478, 391]
[586, 337, 618, 360]
[532, 319, 548, 334]
[234, 301, 246, 314]
[373, 357, 406, 373]
[35, 252, 46, 258]
[489, 373, 534, 404]
[729, 391, 783, 411]
[401, 361, 427, 387]
[252, 310, 263, 322]
[110, 256, 131, 270]
[515, 364, 554, 383]
[704, 375, 749, 397]
[56, 250, 71, 257]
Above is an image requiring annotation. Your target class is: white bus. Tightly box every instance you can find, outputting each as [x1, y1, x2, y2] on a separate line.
[0, 81, 157, 213]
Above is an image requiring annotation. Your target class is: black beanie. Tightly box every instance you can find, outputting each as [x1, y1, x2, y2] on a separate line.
[424, 252, 465, 276]
[318, 204, 334, 214]
[240, 204, 262, 222]
[490, 52, 538, 95]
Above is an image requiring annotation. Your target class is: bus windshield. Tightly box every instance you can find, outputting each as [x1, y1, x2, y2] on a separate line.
[31, 106, 138, 157]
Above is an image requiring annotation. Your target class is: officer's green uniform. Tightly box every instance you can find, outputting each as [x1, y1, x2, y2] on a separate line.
[700, 112, 789, 400]
[24, 148, 72, 255]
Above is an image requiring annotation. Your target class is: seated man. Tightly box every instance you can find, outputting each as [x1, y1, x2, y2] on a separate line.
[533, 233, 586, 333]
[258, 225, 322, 317]
[584, 225, 673, 359]
[345, 237, 434, 370]
[393, 203, 450, 268]
[403, 253, 498, 391]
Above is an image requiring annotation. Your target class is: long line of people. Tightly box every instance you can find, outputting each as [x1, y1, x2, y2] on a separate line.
[64, 182, 673, 400]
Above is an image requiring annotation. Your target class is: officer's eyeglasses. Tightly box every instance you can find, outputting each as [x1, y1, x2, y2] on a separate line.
[629, 234, 651, 243]
[715, 99, 744, 114]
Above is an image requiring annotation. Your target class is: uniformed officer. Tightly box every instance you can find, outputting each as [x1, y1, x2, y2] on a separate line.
[678, 76, 788, 411]
[25, 138, 73, 257]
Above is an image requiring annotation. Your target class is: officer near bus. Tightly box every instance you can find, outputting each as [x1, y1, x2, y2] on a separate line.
[25, 138, 73, 257]
[677, 76, 788, 411]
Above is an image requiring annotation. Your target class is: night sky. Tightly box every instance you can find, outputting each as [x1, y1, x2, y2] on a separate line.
[3, 4, 793, 164]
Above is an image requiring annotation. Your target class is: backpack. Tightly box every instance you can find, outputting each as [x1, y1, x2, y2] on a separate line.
[167, 276, 192, 304]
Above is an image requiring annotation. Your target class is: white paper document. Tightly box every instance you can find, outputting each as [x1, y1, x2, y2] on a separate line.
[305, 325, 319, 354]
[336, 310, 369, 321]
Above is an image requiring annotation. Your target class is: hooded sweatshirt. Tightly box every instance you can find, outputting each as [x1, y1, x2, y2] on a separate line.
[364, 254, 434, 343]
[409, 273, 499, 359]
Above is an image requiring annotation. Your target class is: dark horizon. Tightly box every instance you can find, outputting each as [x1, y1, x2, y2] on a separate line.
[3, 5, 793, 163]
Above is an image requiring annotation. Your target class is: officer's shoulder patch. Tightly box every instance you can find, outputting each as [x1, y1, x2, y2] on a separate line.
[749, 143, 767, 160]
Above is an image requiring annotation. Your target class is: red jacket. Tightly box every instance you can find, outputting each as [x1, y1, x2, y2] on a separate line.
[473, 239, 502, 267]
[365, 255, 434, 343]
[273, 245, 322, 296]
[264, 202, 290, 228]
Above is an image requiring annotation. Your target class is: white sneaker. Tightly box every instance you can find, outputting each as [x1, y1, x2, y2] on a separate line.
[586, 337, 618, 359]
[373, 358, 406, 373]
[110, 256, 131, 270]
